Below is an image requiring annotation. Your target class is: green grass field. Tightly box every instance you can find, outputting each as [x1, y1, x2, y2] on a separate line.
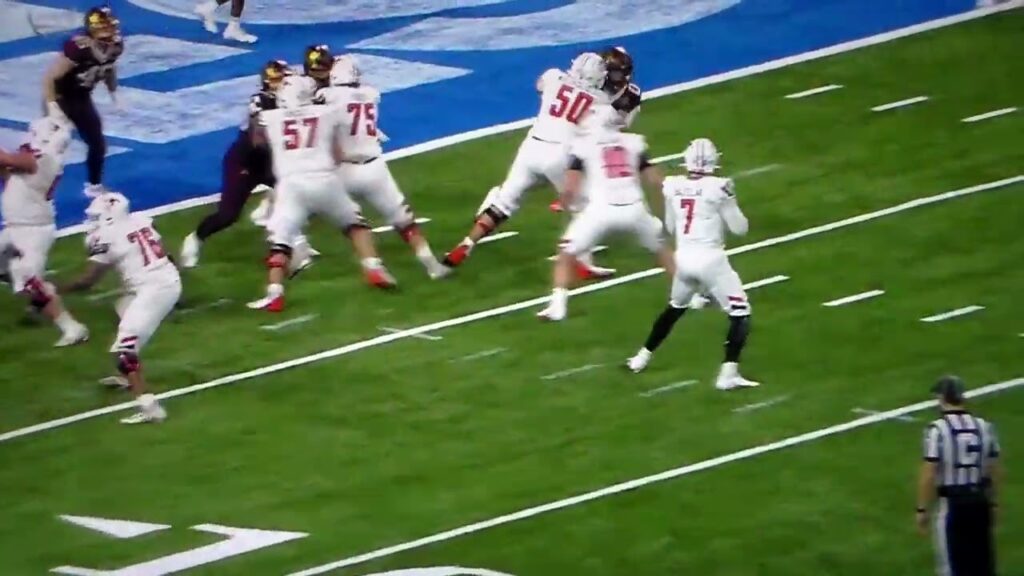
[1, 10, 1023, 576]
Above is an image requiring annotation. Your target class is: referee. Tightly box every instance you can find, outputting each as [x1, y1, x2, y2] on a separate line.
[916, 375, 1002, 576]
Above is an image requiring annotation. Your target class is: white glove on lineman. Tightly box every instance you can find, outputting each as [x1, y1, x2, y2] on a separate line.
[377, 129, 390, 143]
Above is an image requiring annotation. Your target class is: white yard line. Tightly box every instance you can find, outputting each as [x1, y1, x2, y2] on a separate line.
[380, 326, 443, 341]
[871, 96, 929, 112]
[2, 176, 1020, 444]
[176, 298, 233, 316]
[784, 84, 843, 99]
[733, 395, 791, 414]
[742, 275, 790, 290]
[476, 231, 519, 245]
[652, 151, 685, 164]
[822, 289, 885, 307]
[920, 305, 985, 323]
[733, 164, 782, 179]
[639, 380, 697, 398]
[260, 314, 318, 332]
[371, 217, 430, 234]
[85, 288, 123, 302]
[453, 347, 508, 362]
[289, 377, 1024, 575]
[961, 107, 1017, 123]
[540, 364, 604, 381]
[49, 1, 1022, 240]
[851, 407, 917, 423]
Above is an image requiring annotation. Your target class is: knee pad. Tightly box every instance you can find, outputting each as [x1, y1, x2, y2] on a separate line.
[482, 206, 509, 226]
[396, 223, 420, 244]
[266, 244, 291, 268]
[23, 277, 52, 310]
[116, 352, 141, 375]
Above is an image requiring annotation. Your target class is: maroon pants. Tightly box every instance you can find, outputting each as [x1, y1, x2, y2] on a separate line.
[57, 94, 105, 185]
[195, 133, 275, 241]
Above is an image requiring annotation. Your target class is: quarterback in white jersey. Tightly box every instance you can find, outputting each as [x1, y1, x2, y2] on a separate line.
[442, 52, 616, 277]
[317, 55, 447, 280]
[0, 117, 88, 347]
[537, 106, 675, 321]
[64, 192, 181, 424]
[249, 75, 395, 312]
[627, 138, 759, 391]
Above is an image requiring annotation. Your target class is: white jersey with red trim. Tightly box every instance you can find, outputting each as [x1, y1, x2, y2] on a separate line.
[570, 131, 649, 206]
[318, 84, 383, 163]
[261, 105, 342, 179]
[1, 151, 62, 226]
[86, 214, 179, 290]
[662, 174, 746, 250]
[528, 68, 607, 144]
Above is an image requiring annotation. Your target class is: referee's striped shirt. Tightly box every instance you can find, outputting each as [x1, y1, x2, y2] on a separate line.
[924, 409, 1000, 494]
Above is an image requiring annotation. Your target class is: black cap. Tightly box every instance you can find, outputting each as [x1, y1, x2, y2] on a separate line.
[932, 375, 966, 404]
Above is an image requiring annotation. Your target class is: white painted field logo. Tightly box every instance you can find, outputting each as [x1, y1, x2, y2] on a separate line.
[125, 0, 509, 24]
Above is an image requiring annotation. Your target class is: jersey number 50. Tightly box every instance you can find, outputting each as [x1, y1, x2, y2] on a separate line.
[282, 118, 320, 150]
[549, 85, 593, 124]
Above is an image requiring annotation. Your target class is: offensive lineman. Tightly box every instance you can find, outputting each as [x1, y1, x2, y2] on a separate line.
[64, 192, 181, 424]
[248, 76, 395, 312]
[317, 55, 448, 280]
[626, 138, 759, 391]
[42, 6, 123, 197]
[0, 117, 89, 346]
[537, 106, 675, 321]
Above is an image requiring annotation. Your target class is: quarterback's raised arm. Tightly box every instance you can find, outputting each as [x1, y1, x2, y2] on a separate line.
[720, 180, 749, 236]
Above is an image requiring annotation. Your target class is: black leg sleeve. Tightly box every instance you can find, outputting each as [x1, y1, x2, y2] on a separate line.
[643, 305, 687, 352]
[724, 315, 751, 363]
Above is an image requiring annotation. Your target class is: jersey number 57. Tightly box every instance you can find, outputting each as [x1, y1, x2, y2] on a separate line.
[282, 118, 320, 150]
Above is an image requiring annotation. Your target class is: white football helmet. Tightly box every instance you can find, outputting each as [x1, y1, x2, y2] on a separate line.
[682, 138, 721, 173]
[579, 105, 623, 135]
[330, 54, 361, 86]
[85, 192, 131, 228]
[27, 116, 72, 159]
[276, 75, 315, 109]
[568, 52, 607, 92]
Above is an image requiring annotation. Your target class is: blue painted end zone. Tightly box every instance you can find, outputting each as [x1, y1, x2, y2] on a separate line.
[0, 0, 976, 229]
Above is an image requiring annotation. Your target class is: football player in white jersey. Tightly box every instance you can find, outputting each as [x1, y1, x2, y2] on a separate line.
[626, 138, 759, 391]
[317, 55, 448, 280]
[248, 75, 395, 312]
[537, 106, 675, 321]
[442, 52, 616, 278]
[64, 192, 180, 424]
[0, 117, 89, 347]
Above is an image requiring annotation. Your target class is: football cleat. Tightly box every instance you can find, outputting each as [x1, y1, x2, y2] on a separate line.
[715, 375, 761, 391]
[688, 293, 711, 310]
[120, 405, 166, 425]
[626, 349, 652, 373]
[549, 200, 564, 212]
[364, 267, 397, 290]
[442, 244, 471, 268]
[54, 324, 89, 347]
[247, 294, 284, 312]
[427, 263, 452, 280]
[223, 21, 257, 43]
[193, 1, 218, 33]
[83, 183, 108, 198]
[536, 305, 566, 322]
[574, 261, 616, 281]
[99, 375, 131, 389]
[180, 232, 201, 268]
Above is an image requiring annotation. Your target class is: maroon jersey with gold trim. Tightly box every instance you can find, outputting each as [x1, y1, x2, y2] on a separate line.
[55, 34, 124, 98]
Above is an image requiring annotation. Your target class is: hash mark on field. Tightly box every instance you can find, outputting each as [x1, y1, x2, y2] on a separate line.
[733, 164, 782, 179]
[871, 96, 929, 112]
[851, 407, 917, 423]
[380, 326, 442, 341]
[371, 217, 430, 234]
[453, 347, 507, 362]
[822, 289, 885, 307]
[961, 107, 1017, 123]
[785, 84, 843, 99]
[177, 298, 232, 316]
[920, 305, 985, 323]
[548, 245, 606, 262]
[541, 363, 604, 381]
[733, 395, 790, 414]
[260, 314, 317, 332]
[86, 288, 123, 302]
[640, 380, 697, 397]
[287, 379, 1024, 575]
[477, 231, 519, 245]
[743, 274, 790, 290]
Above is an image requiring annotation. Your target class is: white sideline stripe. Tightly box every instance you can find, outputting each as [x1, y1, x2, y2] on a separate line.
[2, 175, 1020, 445]
[962, 107, 1017, 123]
[477, 231, 519, 245]
[290, 377, 1024, 575]
[48, 1, 1021, 240]
[453, 347, 507, 362]
[85, 288, 123, 302]
[851, 408, 917, 423]
[540, 363, 603, 381]
[639, 380, 697, 398]
[380, 326, 443, 341]
[260, 314, 318, 332]
[784, 84, 844, 99]
[733, 395, 791, 414]
[871, 96, 929, 112]
[822, 289, 885, 307]
[371, 217, 431, 234]
[920, 305, 985, 323]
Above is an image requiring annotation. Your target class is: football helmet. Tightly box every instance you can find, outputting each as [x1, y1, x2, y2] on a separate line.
[85, 6, 120, 43]
[682, 138, 721, 173]
[27, 116, 72, 158]
[276, 75, 315, 109]
[329, 54, 361, 87]
[85, 192, 131, 227]
[568, 52, 607, 92]
[261, 60, 292, 93]
[600, 46, 634, 94]
[303, 45, 334, 82]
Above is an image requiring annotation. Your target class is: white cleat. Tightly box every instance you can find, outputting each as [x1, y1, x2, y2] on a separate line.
[120, 405, 166, 425]
[536, 305, 566, 322]
[307, 246, 321, 258]
[715, 375, 761, 391]
[83, 183, 108, 198]
[247, 294, 284, 312]
[180, 232, 201, 268]
[54, 324, 89, 347]
[427, 263, 451, 280]
[688, 293, 711, 310]
[626, 349, 652, 373]
[193, 1, 219, 33]
[223, 22, 257, 43]
[99, 375, 130, 389]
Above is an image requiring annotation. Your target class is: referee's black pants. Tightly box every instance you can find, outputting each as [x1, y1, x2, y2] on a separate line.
[935, 495, 995, 576]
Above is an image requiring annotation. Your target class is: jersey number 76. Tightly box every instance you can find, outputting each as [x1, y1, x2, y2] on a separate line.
[127, 228, 166, 266]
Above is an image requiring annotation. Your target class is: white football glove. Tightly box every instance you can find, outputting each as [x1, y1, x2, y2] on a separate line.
[377, 129, 390, 144]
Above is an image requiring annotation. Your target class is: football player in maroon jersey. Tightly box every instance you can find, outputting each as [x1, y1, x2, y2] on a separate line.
[42, 6, 122, 197]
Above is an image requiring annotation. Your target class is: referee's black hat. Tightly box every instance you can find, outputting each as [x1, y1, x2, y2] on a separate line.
[932, 375, 966, 404]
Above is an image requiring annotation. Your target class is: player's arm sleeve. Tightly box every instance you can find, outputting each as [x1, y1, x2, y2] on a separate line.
[923, 424, 942, 462]
[719, 180, 749, 236]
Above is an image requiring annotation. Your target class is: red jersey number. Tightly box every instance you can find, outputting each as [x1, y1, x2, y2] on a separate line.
[127, 227, 166, 266]
[549, 85, 594, 124]
[282, 117, 320, 150]
[347, 103, 378, 137]
[601, 146, 633, 179]
[679, 198, 696, 235]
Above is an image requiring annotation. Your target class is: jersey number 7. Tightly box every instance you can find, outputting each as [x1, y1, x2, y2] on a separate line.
[679, 198, 696, 234]
[549, 85, 593, 124]
[282, 117, 320, 150]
